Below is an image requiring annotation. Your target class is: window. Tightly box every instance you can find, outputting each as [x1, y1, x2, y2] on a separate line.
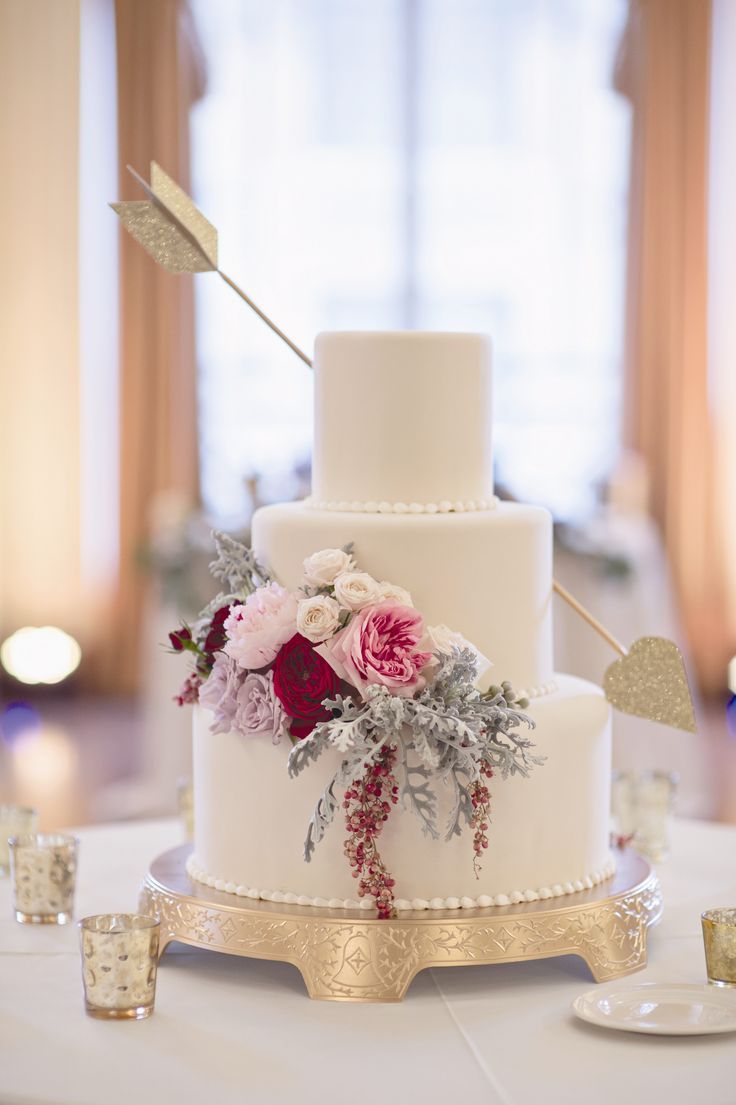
[192, 0, 630, 526]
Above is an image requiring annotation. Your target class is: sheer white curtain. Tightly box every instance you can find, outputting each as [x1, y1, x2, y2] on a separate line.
[191, 0, 630, 527]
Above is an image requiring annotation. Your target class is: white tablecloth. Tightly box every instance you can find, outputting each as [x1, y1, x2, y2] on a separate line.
[1, 817, 735, 1105]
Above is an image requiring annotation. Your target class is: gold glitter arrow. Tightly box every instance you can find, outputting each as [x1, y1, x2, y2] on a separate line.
[111, 164, 697, 730]
[111, 162, 312, 367]
[553, 581, 696, 731]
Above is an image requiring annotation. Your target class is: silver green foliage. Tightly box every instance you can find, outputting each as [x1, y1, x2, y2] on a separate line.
[209, 530, 272, 597]
[189, 531, 274, 646]
[288, 648, 543, 862]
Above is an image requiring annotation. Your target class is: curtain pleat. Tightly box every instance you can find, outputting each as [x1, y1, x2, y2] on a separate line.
[617, 0, 735, 695]
[101, 0, 204, 694]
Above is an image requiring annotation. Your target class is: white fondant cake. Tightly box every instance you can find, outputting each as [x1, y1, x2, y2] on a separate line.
[191, 332, 613, 908]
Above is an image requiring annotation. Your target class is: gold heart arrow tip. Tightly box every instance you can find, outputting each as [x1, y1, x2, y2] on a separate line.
[603, 636, 697, 733]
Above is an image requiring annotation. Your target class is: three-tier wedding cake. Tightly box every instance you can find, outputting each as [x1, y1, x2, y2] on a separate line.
[183, 332, 613, 913]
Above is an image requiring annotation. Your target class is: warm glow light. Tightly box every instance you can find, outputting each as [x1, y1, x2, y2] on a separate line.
[0, 626, 82, 685]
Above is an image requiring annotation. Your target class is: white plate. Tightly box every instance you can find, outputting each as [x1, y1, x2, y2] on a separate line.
[572, 983, 736, 1036]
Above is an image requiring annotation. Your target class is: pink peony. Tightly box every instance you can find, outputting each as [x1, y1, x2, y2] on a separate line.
[316, 601, 432, 698]
[199, 652, 244, 734]
[223, 582, 298, 671]
[235, 670, 289, 744]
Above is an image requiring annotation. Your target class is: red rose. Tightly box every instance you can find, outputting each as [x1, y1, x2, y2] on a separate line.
[272, 633, 341, 738]
[169, 627, 192, 651]
[203, 604, 231, 657]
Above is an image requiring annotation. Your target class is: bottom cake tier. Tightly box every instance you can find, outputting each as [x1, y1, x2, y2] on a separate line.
[190, 673, 613, 910]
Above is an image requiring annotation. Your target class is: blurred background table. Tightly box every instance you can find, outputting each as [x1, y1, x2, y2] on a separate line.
[1, 817, 735, 1105]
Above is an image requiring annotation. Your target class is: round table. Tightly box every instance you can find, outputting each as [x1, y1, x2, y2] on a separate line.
[1, 817, 735, 1104]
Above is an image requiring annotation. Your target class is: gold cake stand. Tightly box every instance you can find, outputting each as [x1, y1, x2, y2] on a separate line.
[139, 844, 661, 1003]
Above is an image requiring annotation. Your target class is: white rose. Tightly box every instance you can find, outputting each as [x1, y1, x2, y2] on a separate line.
[333, 571, 382, 612]
[296, 594, 342, 643]
[424, 623, 492, 679]
[377, 581, 413, 607]
[302, 547, 355, 588]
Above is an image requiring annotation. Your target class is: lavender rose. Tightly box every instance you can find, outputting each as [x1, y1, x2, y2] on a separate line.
[199, 652, 244, 733]
[235, 670, 289, 744]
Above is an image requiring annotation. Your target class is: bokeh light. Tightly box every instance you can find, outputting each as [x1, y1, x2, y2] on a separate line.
[0, 626, 82, 685]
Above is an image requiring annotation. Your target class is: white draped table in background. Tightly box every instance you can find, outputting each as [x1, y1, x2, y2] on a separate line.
[1, 817, 735, 1105]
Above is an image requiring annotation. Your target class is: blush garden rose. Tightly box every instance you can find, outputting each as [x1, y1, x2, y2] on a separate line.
[316, 601, 432, 698]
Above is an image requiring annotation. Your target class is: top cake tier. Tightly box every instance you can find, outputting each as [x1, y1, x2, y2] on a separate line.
[312, 332, 493, 509]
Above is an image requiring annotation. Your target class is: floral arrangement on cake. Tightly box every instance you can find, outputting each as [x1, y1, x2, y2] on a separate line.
[171, 532, 542, 918]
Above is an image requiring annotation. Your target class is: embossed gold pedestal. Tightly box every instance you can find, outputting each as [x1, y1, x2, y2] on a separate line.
[139, 845, 662, 1003]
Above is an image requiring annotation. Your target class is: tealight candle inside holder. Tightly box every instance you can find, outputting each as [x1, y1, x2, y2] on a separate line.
[9, 832, 78, 924]
[0, 806, 37, 876]
[79, 914, 160, 1019]
[702, 908, 736, 988]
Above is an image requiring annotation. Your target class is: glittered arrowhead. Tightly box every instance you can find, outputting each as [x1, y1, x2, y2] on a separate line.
[110, 161, 217, 274]
[110, 200, 215, 274]
[109, 164, 310, 367]
[150, 162, 217, 267]
[603, 637, 697, 732]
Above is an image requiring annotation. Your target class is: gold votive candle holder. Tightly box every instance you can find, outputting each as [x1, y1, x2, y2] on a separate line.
[9, 832, 78, 924]
[0, 805, 37, 876]
[79, 914, 160, 1020]
[177, 776, 194, 841]
[702, 908, 736, 988]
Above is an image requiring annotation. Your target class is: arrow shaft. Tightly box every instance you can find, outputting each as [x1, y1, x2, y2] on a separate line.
[217, 271, 313, 368]
[552, 579, 627, 657]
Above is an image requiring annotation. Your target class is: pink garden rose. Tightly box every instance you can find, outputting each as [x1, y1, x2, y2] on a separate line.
[223, 582, 298, 671]
[235, 670, 289, 744]
[316, 601, 432, 698]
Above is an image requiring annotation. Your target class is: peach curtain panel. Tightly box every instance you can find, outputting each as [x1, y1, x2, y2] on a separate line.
[105, 0, 205, 693]
[618, 0, 734, 695]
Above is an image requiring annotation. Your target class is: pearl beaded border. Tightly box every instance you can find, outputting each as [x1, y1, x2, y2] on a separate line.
[185, 854, 616, 912]
[307, 496, 499, 515]
[516, 680, 558, 701]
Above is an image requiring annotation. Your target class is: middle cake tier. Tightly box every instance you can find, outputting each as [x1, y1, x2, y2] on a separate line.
[251, 499, 553, 693]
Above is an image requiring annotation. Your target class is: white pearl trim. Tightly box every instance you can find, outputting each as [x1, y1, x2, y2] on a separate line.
[307, 496, 499, 515]
[185, 854, 616, 912]
[516, 680, 558, 701]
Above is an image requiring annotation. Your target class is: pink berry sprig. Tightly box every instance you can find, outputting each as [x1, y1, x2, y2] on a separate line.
[343, 743, 400, 919]
[470, 763, 494, 877]
[174, 671, 202, 706]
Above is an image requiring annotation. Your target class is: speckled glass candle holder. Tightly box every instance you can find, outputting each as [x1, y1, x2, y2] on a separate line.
[702, 908, 736, 988]
[634, 770, 678, 862]
[0, 806, 37, 876]
[177, 777, 194, 841]
[79, 914, 160, 1020]
[9, 832, 78, 924]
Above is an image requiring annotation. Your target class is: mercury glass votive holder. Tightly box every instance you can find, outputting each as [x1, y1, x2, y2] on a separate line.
[79, 914, 160, 1020]
[9, 832, 78, 924]
[702, 909, 736, 988]
[634, 770, 678, 862]
[177, 776, 194, 841]
[0, 805, 37, 876]
[611, 770, 638, 838]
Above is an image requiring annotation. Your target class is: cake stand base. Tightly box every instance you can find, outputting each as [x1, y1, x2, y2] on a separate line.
[139, 845, 662, 1003]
